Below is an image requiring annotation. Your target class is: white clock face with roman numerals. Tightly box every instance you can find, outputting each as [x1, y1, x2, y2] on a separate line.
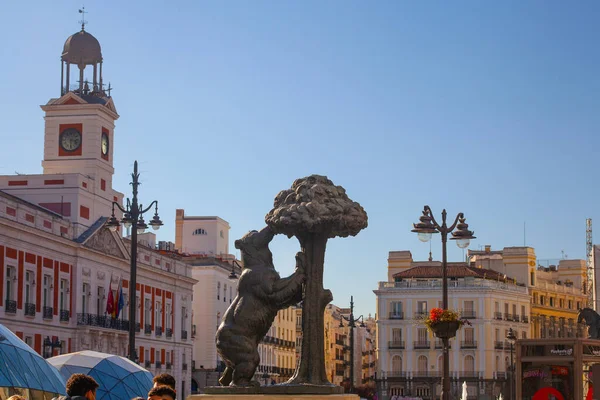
[101, 132, 109, 155]
[60, 128, 81, 151]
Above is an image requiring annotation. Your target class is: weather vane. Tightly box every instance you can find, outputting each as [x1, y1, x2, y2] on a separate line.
[78, 6, 87, 31]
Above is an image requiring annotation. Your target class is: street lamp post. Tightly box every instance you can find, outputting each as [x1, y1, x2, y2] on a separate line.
[506, 328, 517, 400]
[106, 160, 163, 362]
[339, 296, 365, 393]
[411, 206, 475, 400]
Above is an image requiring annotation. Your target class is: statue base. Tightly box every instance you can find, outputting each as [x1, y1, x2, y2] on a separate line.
[201, 384, 346, 396]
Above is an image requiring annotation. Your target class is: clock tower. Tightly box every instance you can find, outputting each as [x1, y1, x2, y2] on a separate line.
[41, 25, 118, 193]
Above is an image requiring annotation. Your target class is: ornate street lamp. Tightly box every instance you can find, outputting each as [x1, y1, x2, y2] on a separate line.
[411, 206, 475, 400]
[106, 160, 162, 362]
[228, 260, 240, 281]
[506, 328, 517, 400]
[339, 296, 366, 393]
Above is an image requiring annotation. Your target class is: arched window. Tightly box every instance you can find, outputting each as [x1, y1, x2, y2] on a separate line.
[193, 228, 207, 235]
[464, 355, 475, 372]
[418, 355, 428, 372]
[391, 355, 402, 373]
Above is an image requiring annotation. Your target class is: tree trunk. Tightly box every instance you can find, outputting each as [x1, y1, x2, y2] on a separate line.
[288, 231, 334, 385]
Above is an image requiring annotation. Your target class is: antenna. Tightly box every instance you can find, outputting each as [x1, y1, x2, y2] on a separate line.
[524, 221, 526, 246]
[78, 7, 87, 31]
[586, 218, 594, 308]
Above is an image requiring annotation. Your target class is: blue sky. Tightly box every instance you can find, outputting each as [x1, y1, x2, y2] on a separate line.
[0, 1, 599, 317]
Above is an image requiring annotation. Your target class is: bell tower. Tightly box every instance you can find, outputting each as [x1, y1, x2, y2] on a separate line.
[41, 20, 118, 195]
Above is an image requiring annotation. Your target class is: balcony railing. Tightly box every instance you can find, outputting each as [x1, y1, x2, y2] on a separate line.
[43, 306, 53, 319]
[461, 341, 477, 349]
[413, 371, 441, 378]
[504, 342, 514, 350]
[496, 372, 508, 379]
[513, 314, 520, 322]
[135, 322, 141, 332]
[192, 324, 196, 338]
[494, 341, 504, 350]
[24, 303, 36, 316]
[389, 312, 404, 320]
[166, 362, 172, 369]
[435, 340, 451, 349]
[522, 315, 529, 323]
[60, 309, 70, 322]
[384, 371, 410, 378]
[461, 310, 476, 319]
[414, 311, 428, 319]
[76, 313, 129, 331]
[144, 324, 152, 334]
[145, 360, 151, 368]
[5, 300, 17, 314]
[388, 341, 405, 349]
[155, 361, 161, 368]
[155, 326, 162, 337]
[182, 363, 188, 370]
[413, 341, 430, 349]
[379, 279, 528, 293]
[494, 312, 503, 320]
[166, 328, 173, 338]
[458, 371, 481, 378]
[504, 313, 513, 321]
[181, 330, 188, 340]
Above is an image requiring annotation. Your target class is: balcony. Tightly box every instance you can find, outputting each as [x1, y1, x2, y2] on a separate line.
[192, 324, 197, 338]
[414, 311, 428, 319]
[389, 312, 404, 320]
[182, 363, 188, 370]
[494, 312, 503, 320]
[496, 372, 508, 379]
[513, 314, 520, 322]
[145, 360, 151, 368]
[166, 328, 173, 338]
[435, 340, 451, 349]
[24, 303, 36, 316]
[135, 322, 141, 333]
[181, 330, 188, 340]
[43, 306, 53, 319]
[335, 339, 345, 346]
[155, 361, 162, 369]
[504, 313, 513, 321]
[76, 314, 129, 331]
[494, 341, 504, 350]
[5, 300, 16, 314]
[413, 341, 430, 349]
[461, 310, 476, 319]
[166, 362, 172, 369]
[388, 341, 405, 349]
[155, 326, 162, 337]
[522, 315, 529, 323]
[60, 309, 70, 322]
[461, 341, 477, 349]
[385, 371, 409, 378]
[413, 371, 441, 378]
[504, 342, 514, 350]
[458, 371, 481, 379]
[144, 324, 152, 335]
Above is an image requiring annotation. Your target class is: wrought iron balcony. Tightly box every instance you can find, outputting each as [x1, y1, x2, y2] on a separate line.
[60, 309, 70, 322]
[522, 315, 529, 323]
[182, 363, 188, 370]
[76, 313, 129, 331]
[166, 362, 172, 369]
[135, 322, 141, 332]
[166, 328, 173, 338]
[413, 371, 441, 378]
[513, 314, 520, 322]
[155, 326, 162, 337]
[181, 330, 188, 340]
[494, 312, 503, 320]
[458, 371, 482, 378]
[414, 311, 428, 319]
[388, 341, 405, 349]
[192, 324, 196, 338]
[5, 300, 17, 314]
[155, 361, 161, 368]
[413, 341, 430, 349]
[461, 341, 477, 349]
[24, 303, 36, 316]
[435, 340, 451, 349]
[461, 310, 476, 319]
[145, 360, 151, 368]
[43, 306, 53, 319]
[504, 313, 513, 321]
[144, 324, 152, 334]
[389, 312, 404, 320]
[494, 341, 504, 349]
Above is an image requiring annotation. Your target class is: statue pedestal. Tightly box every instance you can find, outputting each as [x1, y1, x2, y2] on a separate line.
[190, 395, 358, 400]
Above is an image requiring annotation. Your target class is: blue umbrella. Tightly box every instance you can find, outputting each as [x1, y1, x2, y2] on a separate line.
[0, 324, 66, 399]
[48, 351, 153, 400]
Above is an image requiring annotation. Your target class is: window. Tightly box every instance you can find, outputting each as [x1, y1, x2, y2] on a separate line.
[464, 300, 474, 312]
[96, 286, 104, 315]
[230, 286, 233, 304]
[530, 271, 535, 286]
[25, 271, 33, 304]
[217, 282, 220, 300]
[220, 230, 224, 238]
[577, 301, 581, 310]
[522, 331, 527, 339]
[224, 284, 227, 302]
[193, 228, 207, 235]
[60, 279, 68, 311]
[540, 296, 545, 306]
[82, 283, 89, 313]
[417, 355, 428, 372]
[494, 302, 499, 312]
[559, 299, 564, 308]
[417, 328, 427, 343]
[43, 275, 52, 308]
[145, 299, 151, 324]
[495, 328, 500, 342]
[25, 336, 33, 348]
[512, 304, 517, 316]
[166, 304, 172, 329]
[464, 355, 475, 372]
[145, 349, 150, 362]
[549, 298, 555, 307]
[521, 305, 526, 317]
[181, 307, 187, 331]
[391, 356, 402, 373]
[504, 303, 509, 314]
[464, 328, 474, 343]
[392, 328, 402, 342]
[155, 350, 160, 364]
[156, 301, 162, 328]
[568, 300, 573, 309]
[390, 301, 403, 317]
[6, 266, 15, 301]
[417, 301, 427, 315]
[122, 294, 128, 319]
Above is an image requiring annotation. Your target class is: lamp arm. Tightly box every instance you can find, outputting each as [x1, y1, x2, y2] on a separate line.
[140, 200, 158, 215]
[447, 212, 465, 232]
[424, 205, 442, 231]
[113, 201, 128, 214]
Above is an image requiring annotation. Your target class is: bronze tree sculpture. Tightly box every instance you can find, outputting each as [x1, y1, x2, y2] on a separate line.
[265, 175, 368, 385]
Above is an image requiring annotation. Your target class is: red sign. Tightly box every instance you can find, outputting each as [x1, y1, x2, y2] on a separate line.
[533, 387, 564, 400]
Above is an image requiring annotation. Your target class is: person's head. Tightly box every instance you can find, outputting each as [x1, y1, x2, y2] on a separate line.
[8, 395, 26, 400]
[66, 373, 99, 400]
[147, 385, 176, 400]
[152, 374, 176, 390]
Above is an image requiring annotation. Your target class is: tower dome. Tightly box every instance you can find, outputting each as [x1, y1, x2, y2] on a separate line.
[61, 30, 102, 65]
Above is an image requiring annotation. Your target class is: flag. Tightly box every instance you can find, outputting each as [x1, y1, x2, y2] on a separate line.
[112, 279, 120, 319]
[106, 276, 114, 315]
[116, 278, 124, 319]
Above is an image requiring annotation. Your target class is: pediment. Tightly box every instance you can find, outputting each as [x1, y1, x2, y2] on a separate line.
[52, 92, 87, 105]
[83, 226, 129, 260]
[104, 97, 118, 115]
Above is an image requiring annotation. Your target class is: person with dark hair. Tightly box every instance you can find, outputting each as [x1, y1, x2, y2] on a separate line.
[53, 373, 99, 400]
[152, 374, 176, 391]
[147, 385, 175, 400]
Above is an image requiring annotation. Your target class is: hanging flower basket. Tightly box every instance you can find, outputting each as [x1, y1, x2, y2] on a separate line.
[421, 308, 470, 338]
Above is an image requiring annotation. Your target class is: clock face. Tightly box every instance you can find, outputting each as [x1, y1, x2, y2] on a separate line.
[60, 128, 82, 152]
[101, 132, 109, 155]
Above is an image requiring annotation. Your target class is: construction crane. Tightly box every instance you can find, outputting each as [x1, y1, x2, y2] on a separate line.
[586, 218, 594, 308]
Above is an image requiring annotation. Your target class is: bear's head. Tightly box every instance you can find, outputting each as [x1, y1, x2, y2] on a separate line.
[235, 226, 275, 268]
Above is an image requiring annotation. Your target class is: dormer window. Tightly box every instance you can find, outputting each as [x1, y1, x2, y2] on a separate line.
[193, 228, 207, 235]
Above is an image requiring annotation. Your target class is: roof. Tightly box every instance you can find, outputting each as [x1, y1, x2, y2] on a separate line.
[393, 264, 511, 281]
[75, 217, 108, 243]
[0, 189, 64, 219]
[62, 30, 102, 64]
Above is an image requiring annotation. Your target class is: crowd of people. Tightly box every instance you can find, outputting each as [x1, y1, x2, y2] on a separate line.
[6, 373, 179, 400]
